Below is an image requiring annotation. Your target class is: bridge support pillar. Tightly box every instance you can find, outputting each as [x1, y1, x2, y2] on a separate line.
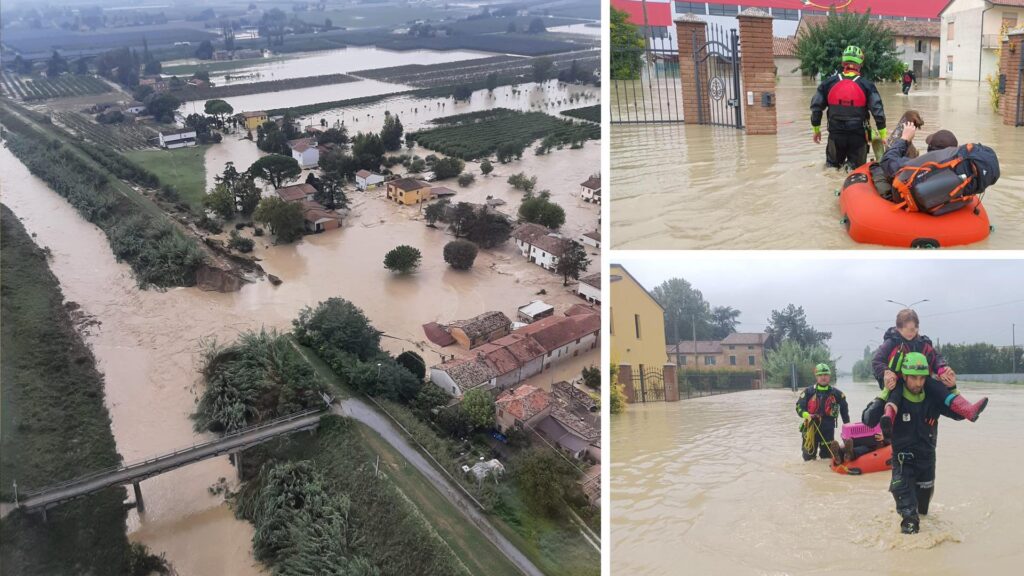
[234, 451, 243, 481]
[133, 481, 145, 513]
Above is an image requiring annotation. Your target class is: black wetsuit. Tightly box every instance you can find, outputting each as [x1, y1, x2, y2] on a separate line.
[863, 386, 963, 530]
[796, 384, 850, 460]
[810, 70, 886, 170]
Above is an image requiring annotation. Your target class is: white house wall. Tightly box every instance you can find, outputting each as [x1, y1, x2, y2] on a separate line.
[577, 282, 601, 304]
[430, 368, 462, 398]
[542, 332, 599, 370]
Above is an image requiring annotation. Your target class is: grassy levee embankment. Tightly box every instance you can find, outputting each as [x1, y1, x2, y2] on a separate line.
[0, 205, 167, 575]
[0, 100, 206, 288]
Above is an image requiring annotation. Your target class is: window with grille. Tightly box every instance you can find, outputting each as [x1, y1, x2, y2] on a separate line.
[708, 4, 735, 16]
[675, 2, 706, 15]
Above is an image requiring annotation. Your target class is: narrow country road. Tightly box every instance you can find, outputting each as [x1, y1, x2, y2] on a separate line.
[333, 400, 544, 576]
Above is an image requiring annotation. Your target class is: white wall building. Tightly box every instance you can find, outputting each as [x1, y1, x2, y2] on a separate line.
[512, 223, 565, 272]
[355, 169, 385, 190]
[940, 0, 1022, 82]
[576, 273, 601, 304]
[289, 138, 319, 168]
[158, 129, 197, 149]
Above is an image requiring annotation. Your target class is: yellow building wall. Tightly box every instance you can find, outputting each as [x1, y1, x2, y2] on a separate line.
[388, 186, 432, 205]
[610, 264, 667, 371]
[244, 115, 267, 131]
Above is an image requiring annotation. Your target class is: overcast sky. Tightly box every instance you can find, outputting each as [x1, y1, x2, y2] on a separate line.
[616, 257, 1024, 372]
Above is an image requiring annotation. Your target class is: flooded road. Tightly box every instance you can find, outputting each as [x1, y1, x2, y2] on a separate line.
[611, 78, 1024, 249]
[611, 380, 1024, 575]
[1, 130, 598, 573]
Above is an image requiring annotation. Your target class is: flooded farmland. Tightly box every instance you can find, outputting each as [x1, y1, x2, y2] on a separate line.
[1, 122, 599, 573]
[611, 77, 1024, 249]
[611, 380, 1024, 575]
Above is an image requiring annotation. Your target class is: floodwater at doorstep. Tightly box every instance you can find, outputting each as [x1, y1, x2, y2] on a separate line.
[611, 380, 1024, 575]
[1, 137, 599, 573]
[610, 77, 1024, 249]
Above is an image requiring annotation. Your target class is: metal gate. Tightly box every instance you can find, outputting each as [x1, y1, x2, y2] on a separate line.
[633, 366, 666, 403]
[611, 45, 684, 123]
[692, 24, 743, 128]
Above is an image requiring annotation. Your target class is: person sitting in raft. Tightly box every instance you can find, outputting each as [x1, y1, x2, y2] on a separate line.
[863, 352, 965, 534]
[881, 125, 959, 179]
[829, 430, 890, 465]
[796, 364, 850, 461]
[872, 308, 988, 437]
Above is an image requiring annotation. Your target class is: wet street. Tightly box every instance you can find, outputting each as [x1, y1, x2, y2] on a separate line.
[611, 380, 1024, 575]
[611, 77, 1024, 249]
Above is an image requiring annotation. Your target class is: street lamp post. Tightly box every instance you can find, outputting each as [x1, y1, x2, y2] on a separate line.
[1013, 323, 1017, 374]
[885, 298, 930, 308]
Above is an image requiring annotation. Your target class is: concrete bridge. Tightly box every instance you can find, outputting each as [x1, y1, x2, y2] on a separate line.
[11, 408, 328, 516]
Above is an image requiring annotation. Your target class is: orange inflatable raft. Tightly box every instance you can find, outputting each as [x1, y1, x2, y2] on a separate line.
[830, 444, 892, 476]
[838, 164, 991, 248]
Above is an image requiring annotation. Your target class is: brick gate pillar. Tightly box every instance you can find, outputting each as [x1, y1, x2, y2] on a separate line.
[663, 364, 679, 402]
[999, 30, 1024, 126]
[619, 363, 635, 403]
[675, 14, 710, 125]
[737, 8, 777, 135]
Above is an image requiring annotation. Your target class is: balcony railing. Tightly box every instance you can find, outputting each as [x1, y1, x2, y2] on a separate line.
[982, 34, 1003, 49]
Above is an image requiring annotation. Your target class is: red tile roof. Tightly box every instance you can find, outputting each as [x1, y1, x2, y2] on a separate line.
[578, 273, 600, 289]
[706, 1, 946, 19]
[277, 183, 316, 203]
[515, 312, 600, 353]
[668, 341, 722, 355]
[798, 15, 939, 40]
[564, 303, 599, 317]
[495, 385, 551, 421]
[480, 333, 547, 365]
[773, 36, 797, 57]
[580, 175, 601, 190]
[423, 322, 456, 346]
[722, 332, 767, 346]
[289, 137, 317, 152]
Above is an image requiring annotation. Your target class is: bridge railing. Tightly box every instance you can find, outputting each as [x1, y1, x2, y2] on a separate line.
[19, 408, 326, 498]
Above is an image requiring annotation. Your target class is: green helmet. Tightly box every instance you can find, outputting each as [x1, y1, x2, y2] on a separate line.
[842, 45, 864, 65]
[815, 363, 832, 376]
[901, 352, 930, 376]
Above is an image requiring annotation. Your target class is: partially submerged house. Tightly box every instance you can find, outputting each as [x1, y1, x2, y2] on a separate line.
[512, 223, 565, 272]
[429, 355, 497, 398]
[580, 175, 601, 203]
[276, 183, 317, 203]
[448, 311, 512, 349]
[355, 169, 385, 190]
[517, 300, 555, 323]
[386, 178, 433, 205]
[288, 137, 319, 168]
[580, 230, 601, 249]
[240, 110, 268, 131]
[576, 273, 601, 305]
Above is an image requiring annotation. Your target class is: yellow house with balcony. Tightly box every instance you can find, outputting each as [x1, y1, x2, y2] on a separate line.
[610, 263, 667, 373]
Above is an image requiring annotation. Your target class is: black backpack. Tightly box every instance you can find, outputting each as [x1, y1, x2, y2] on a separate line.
[891, 143, 1000, 215]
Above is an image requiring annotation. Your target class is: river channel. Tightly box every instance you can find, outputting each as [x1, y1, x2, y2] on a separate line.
[611, 77, 1024, 249]
[611, 379, 1024, 575]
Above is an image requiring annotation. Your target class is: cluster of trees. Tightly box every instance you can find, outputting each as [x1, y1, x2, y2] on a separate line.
[443, 239, 478, 270]
[95, 47, 142, 87]
[193, 329, 322, 433]
[293, 298, 422, 402]
[761, 305, 834, 387]
[255, 113, 301, 154]
[507, 172, 537, 193]
[424, 200, 513, 248]
[937, 342, 1023, 375]
[305, 172, 348, 210]
[203, 162, 262, 220]
[610, 7, 644, 80]
[652, 277, 742, 343]
[518, 192, 566, 229]
[764, 304, 831, 350]
[793, 9, 904, 80]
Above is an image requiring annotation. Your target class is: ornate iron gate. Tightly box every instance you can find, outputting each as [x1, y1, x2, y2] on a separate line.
[692, 25, 743, 128]
[611, 46, 684, 123]
[633, 366, 666, 403]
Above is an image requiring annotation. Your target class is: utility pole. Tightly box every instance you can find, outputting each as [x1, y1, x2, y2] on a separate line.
[1013, 323, 1017, 374]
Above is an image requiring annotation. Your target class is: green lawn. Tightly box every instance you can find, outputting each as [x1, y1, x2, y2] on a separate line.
[125, 146, 208, 212]
[161, 56, 287, 76]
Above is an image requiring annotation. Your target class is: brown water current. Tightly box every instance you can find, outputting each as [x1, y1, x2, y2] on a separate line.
[611, 77, 1024, 249]
[611, 380, 1024, 575]
[1, 131, 598, 573]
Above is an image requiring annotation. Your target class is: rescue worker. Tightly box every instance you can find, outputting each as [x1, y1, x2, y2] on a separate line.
[796, 363, 850, 461]
[863, 352, 964, 534]
[872, 309, 988, 437]
[901, 68, 917, 95]
[810, 45, 887, 170]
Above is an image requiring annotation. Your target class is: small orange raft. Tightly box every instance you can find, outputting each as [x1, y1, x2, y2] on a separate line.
[839, 164, 991, 248]
[831, 444, 893, 476]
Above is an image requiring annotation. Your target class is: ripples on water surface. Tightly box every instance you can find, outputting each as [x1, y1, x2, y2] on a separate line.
[611, 78, 1024, 249]
[611, 381, 1024, 575]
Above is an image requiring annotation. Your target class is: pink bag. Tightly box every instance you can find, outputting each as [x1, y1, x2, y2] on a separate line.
[841, 422, 881, 440]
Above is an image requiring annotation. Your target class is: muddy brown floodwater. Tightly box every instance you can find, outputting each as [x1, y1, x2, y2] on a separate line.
[611, 77, 1024, 249]
[1, 129, 599, 573]
[611, 380, 1024, 575]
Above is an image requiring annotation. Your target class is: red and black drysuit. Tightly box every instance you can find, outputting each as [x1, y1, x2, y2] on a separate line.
[862, 387, 963, 533]
[810, 70, 887, 169]
[796, 384, 850, 460]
